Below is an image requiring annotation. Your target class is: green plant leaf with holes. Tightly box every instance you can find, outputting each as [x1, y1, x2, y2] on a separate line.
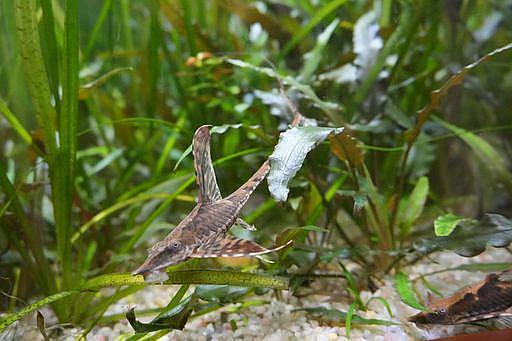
[434, 213, 466, 237]
[415, 214, 512, 257]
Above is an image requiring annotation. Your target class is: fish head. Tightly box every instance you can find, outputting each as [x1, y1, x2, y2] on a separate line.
[408, 307, 450, 324]
[132, 238, 193, 276]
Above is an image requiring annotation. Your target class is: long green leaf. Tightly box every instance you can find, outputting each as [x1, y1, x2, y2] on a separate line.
[279, 0, 348, 59]
[13, 0, 58, 156]
[0, 291, 78, 332]
[0, 97, 32, 144]
[433, 116, 512, 194]
[0, 270, 288, 331]
[56, 0, 79, 291]
[296, 306, 398, 326]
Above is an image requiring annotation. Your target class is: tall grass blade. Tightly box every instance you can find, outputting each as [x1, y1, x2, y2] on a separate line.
[56, 0, 79, 290]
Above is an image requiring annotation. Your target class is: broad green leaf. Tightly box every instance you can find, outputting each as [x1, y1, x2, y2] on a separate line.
[434, 213, 465, 237]
[415, 213, 512, 257]
[126, 294, 197, 332]
[399, 176, 429, 237]
[296, 306, 398, 326]
[394, 271, 426, 311]
[268, 126, 343, 201]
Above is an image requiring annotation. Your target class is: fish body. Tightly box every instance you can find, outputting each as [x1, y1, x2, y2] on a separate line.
[409, 270, 512, 325]
[133, 125, 288, 276]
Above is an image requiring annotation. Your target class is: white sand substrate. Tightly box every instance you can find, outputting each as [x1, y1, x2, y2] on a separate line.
[3, 247, 511, 340]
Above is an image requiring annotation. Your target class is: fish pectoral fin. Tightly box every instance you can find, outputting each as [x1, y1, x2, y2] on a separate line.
[190, 238, 292, 258]
[234, 218, 257, 231]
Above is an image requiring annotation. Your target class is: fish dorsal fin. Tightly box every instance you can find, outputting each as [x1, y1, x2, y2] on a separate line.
[190, 237, 292, 258]
[193, 125, 222, 204]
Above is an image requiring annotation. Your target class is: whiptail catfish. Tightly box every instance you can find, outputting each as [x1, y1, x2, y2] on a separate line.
[133, 124, 294, 276]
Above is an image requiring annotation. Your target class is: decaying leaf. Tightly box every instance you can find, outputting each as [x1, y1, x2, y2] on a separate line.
[414, 214, 512, 257]
[329, 129, 364, 169]
[268, 126, 343, 201]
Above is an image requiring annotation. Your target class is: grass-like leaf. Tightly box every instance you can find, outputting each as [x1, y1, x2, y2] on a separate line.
[279, 0, 348, 59]
[394, 271, 426, 311]
[296, 306, 398, 327]
[0, 98, 32, 145]
[434, 116, 512, 196]
[0, 270, 288, 332]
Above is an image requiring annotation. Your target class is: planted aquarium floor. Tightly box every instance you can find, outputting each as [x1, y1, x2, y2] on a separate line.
[7, 247, 512, 340]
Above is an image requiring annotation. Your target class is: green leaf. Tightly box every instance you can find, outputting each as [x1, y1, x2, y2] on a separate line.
[0, 291, 78, 331]
[127, 294, 197, 333]
[268, 126, 343, 201]
[164, 270, 288, 289]
[394, 271, 426, 311]
[0, 270, 288, 332]
[0, 98, 32, 145]
[54, 0, 79, 293]
[195, 285, 248, 303]
[345, 303, 356, 338]
[415, 214, 512, 257]
[399, 176, 429, 237]
[276, 225, 329, 247]
[434, 213, 465, 237]
[296, 306, 398, 326]
[279, 0, 348, 58]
